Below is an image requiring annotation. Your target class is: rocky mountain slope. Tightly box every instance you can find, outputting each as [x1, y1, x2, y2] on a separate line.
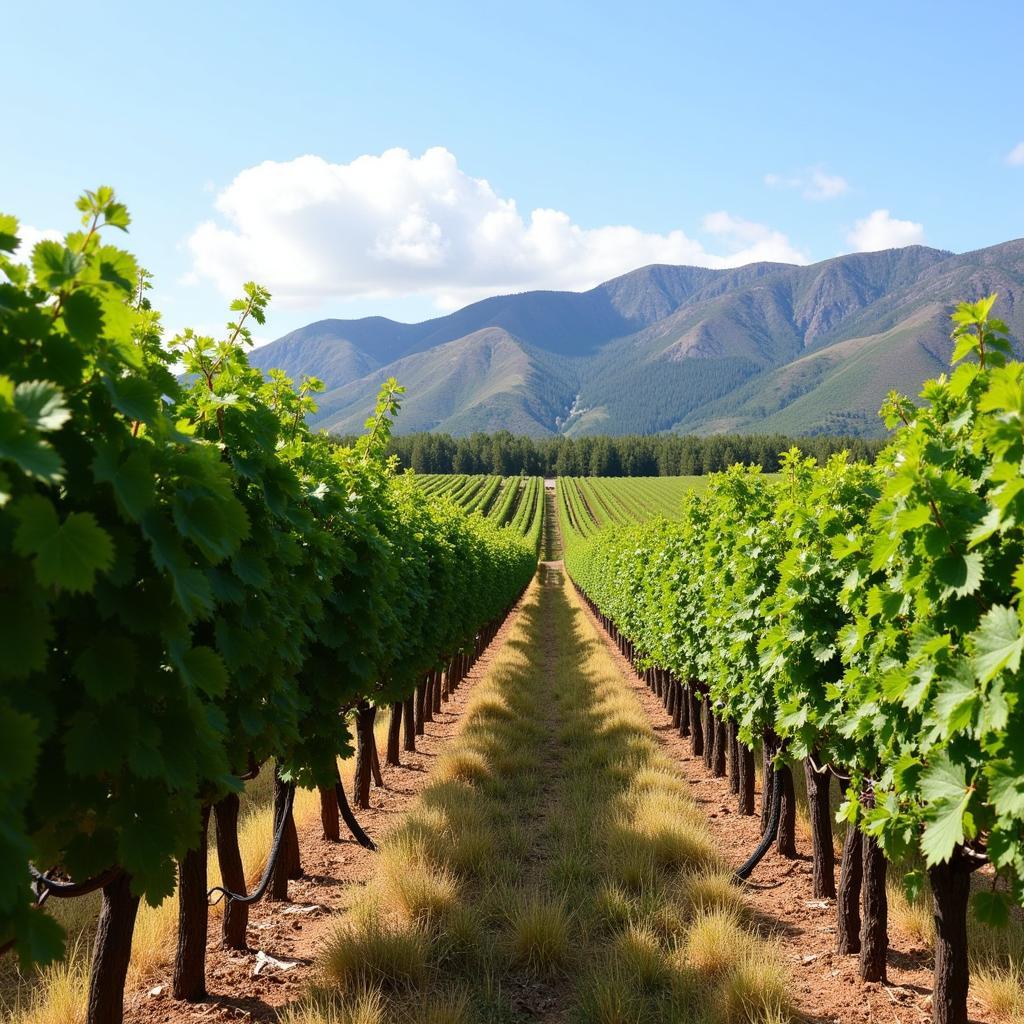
[250, 240, 1024, 437]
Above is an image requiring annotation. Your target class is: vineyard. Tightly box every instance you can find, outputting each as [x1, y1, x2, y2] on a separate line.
[2, 191, 1023, 1024]
[563, 296, 1024, 1024]
[557, 475, 706, 543]
[414, 473, 544, 548]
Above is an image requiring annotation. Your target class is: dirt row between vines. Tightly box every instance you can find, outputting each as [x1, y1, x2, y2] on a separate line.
[125, 594, 528, 1024]
[574, 586, 992, 1024]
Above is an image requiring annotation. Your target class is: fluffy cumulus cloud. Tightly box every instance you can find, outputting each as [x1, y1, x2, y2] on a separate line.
[846, 209, 925, 252]
[1006, 142, 1024, 166]
[765, 167, 849, 200]
[188, 147, 808, 309]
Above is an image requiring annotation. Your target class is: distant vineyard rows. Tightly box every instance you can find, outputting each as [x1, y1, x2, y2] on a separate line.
[416, 474, 544, 552]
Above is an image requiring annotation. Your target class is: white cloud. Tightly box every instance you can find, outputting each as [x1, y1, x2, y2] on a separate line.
[765, 166, 849, 200]
[845, 209, 925, 252]
[1006, 142, 1024, 166]
[188, 147, 808, 310]
[701, 211, 807, 263]
[12, 224, 62, 264]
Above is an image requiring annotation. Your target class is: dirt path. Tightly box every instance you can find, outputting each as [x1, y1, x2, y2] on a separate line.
[125, 597, 528, 1024]
[570, 581, 992, 1024]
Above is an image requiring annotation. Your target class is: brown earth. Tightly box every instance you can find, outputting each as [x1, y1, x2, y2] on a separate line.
[123, 594, 527, 1024]
[573, 586, 992, 1024]
[125, 559, 993, 1024]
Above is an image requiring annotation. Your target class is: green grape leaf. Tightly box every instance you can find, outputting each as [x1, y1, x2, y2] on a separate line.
[931, 670, 978, 737]
[0, 581, 51, 679]
[0, 704, 40, 787]
[103, 375, 158, 423]
[920, 752, 968, 803]
[972, 890, 1010, 927]
[61, 290, 104, 343]
[15, 909, 66, 969]
[12, 496, 114, 592]
[972, 605, 1024, 683]
[920, 753, 970, 866]
[63, 710, 124, 776]
[31, 241, 84, 288]
[12, 381, 70, 433]
[0, 213, 19, 253]
[902, 868, 925, 903]
[988, 760, 1024, 818]
[73, 636, 136, 702]
[176, 646, 229, 697]
[934, 551, 984, 597]
[0, 429, 64, 483]
[92, 445, 155, 521]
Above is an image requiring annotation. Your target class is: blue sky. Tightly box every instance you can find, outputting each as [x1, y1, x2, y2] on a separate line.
[5, 0, 1023, 342]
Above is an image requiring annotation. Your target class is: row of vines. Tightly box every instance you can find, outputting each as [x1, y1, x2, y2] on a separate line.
[0, 192, 537, 1024]
[565, 297, 1023, 1024]
[416, 473, 544, 549]
[558, 475, 702, 543]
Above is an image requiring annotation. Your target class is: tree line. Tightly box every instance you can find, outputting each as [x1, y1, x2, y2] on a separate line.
[332, 429, 889, 477]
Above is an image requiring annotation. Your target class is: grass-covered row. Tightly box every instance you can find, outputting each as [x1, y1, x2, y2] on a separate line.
[0, 190, 536, 1022]
[567, 298, 1024, 1024]
[289, 568, 794, 1024]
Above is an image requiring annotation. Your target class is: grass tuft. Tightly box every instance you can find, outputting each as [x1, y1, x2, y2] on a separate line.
[506, 895, 571, 974]
[374, 846, 459, 928]
[680, 909, 759, 978]
[609, 924, 666, 988]
[321, 916, 428, 992]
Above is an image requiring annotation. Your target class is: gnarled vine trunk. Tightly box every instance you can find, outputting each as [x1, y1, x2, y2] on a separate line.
[929, 850, 974, 1024]
[859, 831, 888, 982]
[804, 754, 836, 897]
[403, 694, 416, 751]
[214, 793, 249, 948]
[688, 684, 704, 756]
[319, 784, 340, 842]
[737, 741, 755, 815]
[87, 870, 140, 1024]
[354, 701, 376, 809]
[173, 804, 210, 1000]
[271, 768, 302, 900]
[837, 826, 863, 953]
[776, 761, 797, 858]
[727, 722, 740, 795]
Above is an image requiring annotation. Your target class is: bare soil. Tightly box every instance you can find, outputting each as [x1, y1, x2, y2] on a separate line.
[574, 588, 992, 1024]
[124, 597, 526, 1024]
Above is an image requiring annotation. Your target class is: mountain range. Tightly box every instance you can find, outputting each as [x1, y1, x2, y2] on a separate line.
[250, 239, 1024, 438]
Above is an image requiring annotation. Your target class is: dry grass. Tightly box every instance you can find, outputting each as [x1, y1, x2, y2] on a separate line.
[372, 847, 459, 928]
[681, 870, 750, 919]
[676, 909, 791, 1023]
[609, 924, 666, 988]
[2, 953, 88, 1024]
[975, 962, 1024, 1023]
[281, 988, 387, 1024]
[321, 916, 428, 992]
[506, 895, 571, 974]
[2, 726, 385, 1024]
[681, 909, 762, 979]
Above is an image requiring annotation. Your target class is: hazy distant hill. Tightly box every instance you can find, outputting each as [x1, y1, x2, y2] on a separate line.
[249, 240, 1024, 437]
